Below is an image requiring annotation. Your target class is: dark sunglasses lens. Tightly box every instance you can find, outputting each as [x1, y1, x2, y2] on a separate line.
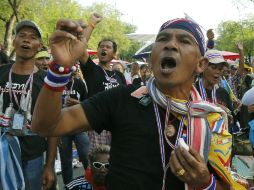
[93, 162, 102, 169]
[105, 163, 110, 169]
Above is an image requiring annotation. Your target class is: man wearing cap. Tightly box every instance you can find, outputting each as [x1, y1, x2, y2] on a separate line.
[0, 20, 57, 190]
[196, 49, 233, 112]
[35, 47, 51, 71]
[78, 13, 126, 153]
[32, 18, 247, 189]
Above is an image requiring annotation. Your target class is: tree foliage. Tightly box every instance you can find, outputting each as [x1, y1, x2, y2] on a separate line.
[0, 0, 140, 61]
[81, 3, 139, 61]
[216, 16, 254, 60]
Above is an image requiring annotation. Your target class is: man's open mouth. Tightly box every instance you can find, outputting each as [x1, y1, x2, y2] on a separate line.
[101, 51, 106, 56]
[21, 44, 31, 50]
[161, 57, 176, 69]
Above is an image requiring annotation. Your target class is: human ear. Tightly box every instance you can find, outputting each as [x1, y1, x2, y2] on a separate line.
[196, 57, 208, 74]
[37, 43, 43, 52]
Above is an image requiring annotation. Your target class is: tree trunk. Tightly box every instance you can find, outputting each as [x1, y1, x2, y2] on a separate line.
[4, 13, 16, 56]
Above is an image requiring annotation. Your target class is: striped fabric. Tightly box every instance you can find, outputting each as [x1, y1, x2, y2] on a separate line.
[159, 18, 205, 56]
[206, 53, 224, 59]
[0, 133, 25, 190]
[65, 176, 92, 190]
[147, 77, 246, 190]
[147, 77, 225, 159]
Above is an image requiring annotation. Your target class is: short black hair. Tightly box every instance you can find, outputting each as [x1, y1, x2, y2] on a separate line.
[98, 39, 117, 53]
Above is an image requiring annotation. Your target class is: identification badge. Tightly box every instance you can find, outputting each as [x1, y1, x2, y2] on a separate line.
[139, 95, 151, 106]
[12, 112, 25, 130]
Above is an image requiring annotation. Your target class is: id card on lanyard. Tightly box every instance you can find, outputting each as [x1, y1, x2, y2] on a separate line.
[8, 67, 33, 136]
[12, 111, 26, 130]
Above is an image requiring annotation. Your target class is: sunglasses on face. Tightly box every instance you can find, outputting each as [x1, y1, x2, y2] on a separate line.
[92, 162, 110, 169]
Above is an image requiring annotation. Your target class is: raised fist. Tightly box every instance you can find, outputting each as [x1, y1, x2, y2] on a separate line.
[49, 19, 88, 67]
[89, 12, 103, 26]
[206, 29, 214, 40]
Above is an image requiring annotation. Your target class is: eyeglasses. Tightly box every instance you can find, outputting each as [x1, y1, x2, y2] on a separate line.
[92, 162, 110, 169]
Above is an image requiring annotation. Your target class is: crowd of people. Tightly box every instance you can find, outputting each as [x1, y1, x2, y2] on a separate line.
[1, 12, 254, 190]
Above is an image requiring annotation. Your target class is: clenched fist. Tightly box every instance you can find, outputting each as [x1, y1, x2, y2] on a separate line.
[50, 19, 88, 67]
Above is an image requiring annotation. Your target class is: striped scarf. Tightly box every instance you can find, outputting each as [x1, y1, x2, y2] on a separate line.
[147, 77, 227, 156]
[147, 77, 233, 189]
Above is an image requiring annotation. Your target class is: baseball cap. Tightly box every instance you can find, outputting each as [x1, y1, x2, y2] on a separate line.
[205, 49, 226, 64]
[16, 20, 42, 38]
[35, 50, 50, 59]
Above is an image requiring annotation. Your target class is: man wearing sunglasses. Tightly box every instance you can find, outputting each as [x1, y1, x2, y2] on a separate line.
[65, 145, 110, 190]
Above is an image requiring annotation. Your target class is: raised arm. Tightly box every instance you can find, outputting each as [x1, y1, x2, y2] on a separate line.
[83, 12, 103, 44]
[32, 19, 91, 137]
[79, 12, 103, 64]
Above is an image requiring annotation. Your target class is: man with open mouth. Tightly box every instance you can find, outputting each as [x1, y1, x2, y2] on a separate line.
[0, 20, 57, 190]
[32, 18, 246, 190]
[80, 37, 126, 153]
[196, 49, 234, 116]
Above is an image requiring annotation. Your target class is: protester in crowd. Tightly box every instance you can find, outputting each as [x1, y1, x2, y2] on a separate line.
[76, 14, 126, 152]
[221, 62, 242, 121]
[65, 144, 110, 190]
[59, 68, 90, 185]
[130, 62, 140, 83]
[35, 47, 51, 70]
[230, 42, 245, 99]
[206, 29, 215, 50]
[196, 49, 233, 111]
[132, 64, 151, 87]
[230, 64, 238, 78]
[112, 62, 125, 74]
[85, 37, 126, 152]
[196, 49, 235, 133]
[220, 62, 234, 98]
[222, 62, 230, 81]
[0, 20, 58, 190]
[32, 17, 247, 189]
[0, 42, 9, 65]
[230, 42, 254, 131]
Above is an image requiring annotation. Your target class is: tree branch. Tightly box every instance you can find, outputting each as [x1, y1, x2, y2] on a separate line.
[8, 0, 22, 22]
[0, 16, 7, 22]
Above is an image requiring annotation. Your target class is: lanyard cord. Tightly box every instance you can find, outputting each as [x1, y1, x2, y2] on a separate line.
[153, 98, 190, 190]
[99, 65, 117, 84]
[199, 78, 217, 104]
[8, 67, 34, 110]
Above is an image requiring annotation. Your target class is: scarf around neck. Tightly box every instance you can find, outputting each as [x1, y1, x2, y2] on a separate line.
[147, 77, 230, 190]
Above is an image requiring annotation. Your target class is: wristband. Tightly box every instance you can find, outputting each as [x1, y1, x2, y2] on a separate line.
[49, 61, 78, 74]
[196, 174, 216, 190]
[44, 61, 78, 92]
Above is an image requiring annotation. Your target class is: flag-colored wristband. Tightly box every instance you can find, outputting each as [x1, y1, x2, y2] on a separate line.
[196, 174, 216, 190]
[44, 61, 78, 92]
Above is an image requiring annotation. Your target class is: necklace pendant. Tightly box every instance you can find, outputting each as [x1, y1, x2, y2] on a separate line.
[165, 124, 176, 138]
